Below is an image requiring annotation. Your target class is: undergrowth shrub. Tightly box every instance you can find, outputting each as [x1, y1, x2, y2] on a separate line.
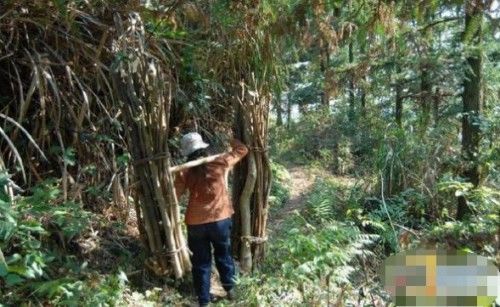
[0, 174, 135, 306]
[30, 272, 128, 306]
[421, 177, 499, 259]
[236, 178, 380, 306]
[268, 161, 291, 213]
[303, 178, 340, 223]
[238, 216, 378, 306]
[369, 119, 497, 251]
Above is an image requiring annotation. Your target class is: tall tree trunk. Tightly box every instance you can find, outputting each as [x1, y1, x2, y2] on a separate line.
[420, 65, 431, 132]
[395, 80, 403, 128]
[419, 10, 433, 135]
[348, 41, 355, 120]
[276, 99, 283, 126]
[457, 0, 484, 220]
[432, 20, 444, 128]
[433, 87, 440, 127]
[320, 39, 330, 106]
[360, 89, 366, 112]
[394, 39, 403, 128]
[286, 92, 292, 129]
[360, 40, 368, 117]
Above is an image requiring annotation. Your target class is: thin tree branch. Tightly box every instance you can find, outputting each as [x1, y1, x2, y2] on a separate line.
[419, 17, 460, 33]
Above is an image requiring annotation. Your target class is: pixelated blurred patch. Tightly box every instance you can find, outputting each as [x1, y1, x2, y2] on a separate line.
[380, 248, 499, 306]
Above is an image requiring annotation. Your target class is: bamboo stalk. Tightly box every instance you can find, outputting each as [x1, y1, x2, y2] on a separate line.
[128, 109, 167, 269]
[0, 157, 14, 200]
[166, 169, 192, 271]
[149, 161, 183, 277]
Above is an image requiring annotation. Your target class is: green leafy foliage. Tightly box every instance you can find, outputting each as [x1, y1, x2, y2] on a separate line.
[270, 109, 338, 167]
[235, 178, 380, 306]
[268, 161, 291, 212]
[30, 272, 128, 306]
[0, 176, 134, 306]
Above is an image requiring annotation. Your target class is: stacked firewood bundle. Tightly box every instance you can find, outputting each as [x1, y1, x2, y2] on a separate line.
[111, 13, 191, 278]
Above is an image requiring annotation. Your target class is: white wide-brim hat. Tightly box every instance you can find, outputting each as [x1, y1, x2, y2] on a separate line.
[180, 132, 209, 156]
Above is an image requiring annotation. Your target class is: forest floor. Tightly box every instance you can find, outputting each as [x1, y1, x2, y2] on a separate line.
[205, 165, 390, 306]
[269, 165, 357, 234]
[268, 165, 316, 232]
[103, 163, 393, 306]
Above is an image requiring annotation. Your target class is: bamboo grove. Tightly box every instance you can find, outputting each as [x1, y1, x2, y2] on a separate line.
[0, 0, 497, 281]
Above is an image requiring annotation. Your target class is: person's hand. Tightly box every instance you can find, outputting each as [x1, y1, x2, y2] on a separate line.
[213, 129, 231, 151]
[220, 133, 231, 145]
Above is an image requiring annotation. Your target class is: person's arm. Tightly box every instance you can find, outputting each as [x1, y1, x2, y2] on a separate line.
[174, 171, 187, 200]
[222, 138, 249, 167]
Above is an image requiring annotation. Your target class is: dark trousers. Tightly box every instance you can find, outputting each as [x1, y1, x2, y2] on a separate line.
[187, 218, 235, 305]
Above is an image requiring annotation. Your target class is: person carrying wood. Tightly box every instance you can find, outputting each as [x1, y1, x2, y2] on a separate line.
[174, 132, 248, 307]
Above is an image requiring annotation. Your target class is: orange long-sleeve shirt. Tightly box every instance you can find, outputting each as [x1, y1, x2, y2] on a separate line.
[174, 139, 248, 225]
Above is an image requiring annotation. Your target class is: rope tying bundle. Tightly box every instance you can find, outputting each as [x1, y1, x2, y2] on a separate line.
[241, 235, 268, 244]
[249, 146, 268, 152]
[152, 245, 191, 257]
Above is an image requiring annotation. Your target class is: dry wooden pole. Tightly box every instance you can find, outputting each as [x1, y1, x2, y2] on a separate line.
[169, 154, 224, 173]
[239, 123, 257, 272]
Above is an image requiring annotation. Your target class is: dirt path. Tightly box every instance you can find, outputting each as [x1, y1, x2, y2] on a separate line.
[268, 166, 316, 232]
